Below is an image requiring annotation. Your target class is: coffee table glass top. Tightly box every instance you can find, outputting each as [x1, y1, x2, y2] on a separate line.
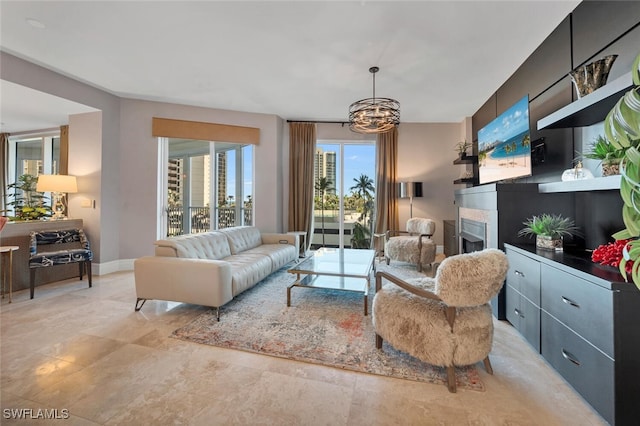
[288, 247, 375, 279]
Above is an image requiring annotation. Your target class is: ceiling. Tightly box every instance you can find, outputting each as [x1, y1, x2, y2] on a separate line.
[0, 1, 581, 134]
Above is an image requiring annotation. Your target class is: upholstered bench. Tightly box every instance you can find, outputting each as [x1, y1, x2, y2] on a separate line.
[29, 228, 93, 299]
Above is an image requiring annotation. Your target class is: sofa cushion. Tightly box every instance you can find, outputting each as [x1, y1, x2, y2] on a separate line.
[155, 232, 231, 260]
[224, 253, 273, 295]
[243, 244, 297, 271]
[218, 226, 262, 254]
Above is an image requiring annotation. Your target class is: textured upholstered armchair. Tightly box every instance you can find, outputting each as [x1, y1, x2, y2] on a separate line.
[373, 248, 508, 392]
[29, 228, 93, 299]
[384, 217, 436, 272]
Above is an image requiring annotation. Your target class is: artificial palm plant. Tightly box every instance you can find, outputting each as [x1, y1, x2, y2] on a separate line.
[6, 174, 52, 221]
[518, 213, 579, 239]
[583, 134, 626, 176]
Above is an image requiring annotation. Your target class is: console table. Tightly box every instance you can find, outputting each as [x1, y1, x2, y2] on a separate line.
[0, 219, 84, 293]
[504, 243, 640, 425]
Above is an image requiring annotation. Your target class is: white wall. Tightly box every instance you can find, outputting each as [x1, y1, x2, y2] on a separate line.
[68, 111, 103, 260]
[118, 99, 285, 259]
[1, 52, 121, 265]
[397, 122, 465, 247]
[2, 51, 468, 269]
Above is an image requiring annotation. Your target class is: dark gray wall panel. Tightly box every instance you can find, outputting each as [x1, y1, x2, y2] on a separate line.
[471, 94, 496, 144]
[572, 1, 640, 67]
[593, 24, 640, 82]
[528, 79, 574, 181]
[498, 16, 572, 110]
[575, 191, 625, 248]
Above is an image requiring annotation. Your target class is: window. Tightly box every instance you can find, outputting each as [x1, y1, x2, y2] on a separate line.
[6, 133, 61, 215]
[162, 139, 253, 237]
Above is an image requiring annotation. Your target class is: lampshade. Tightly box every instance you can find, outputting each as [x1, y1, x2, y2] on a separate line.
[399, 182, 423, 198]
[36, 175, 78, 193]
[349, 66, 400, 134]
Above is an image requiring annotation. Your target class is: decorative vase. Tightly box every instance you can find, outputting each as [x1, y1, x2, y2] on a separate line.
[602, 162, 620, 177]
[569, 54, 618, 99]
[536, 235, 563, 251]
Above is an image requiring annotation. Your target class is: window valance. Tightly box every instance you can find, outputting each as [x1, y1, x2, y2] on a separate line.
[152, 117, 260, 145]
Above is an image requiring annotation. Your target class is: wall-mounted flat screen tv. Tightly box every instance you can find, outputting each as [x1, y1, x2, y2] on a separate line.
[478, 95, 531, 185]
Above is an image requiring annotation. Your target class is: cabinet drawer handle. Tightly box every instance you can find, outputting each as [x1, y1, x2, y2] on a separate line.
[514, 270, 525, 278]
[561, 296, 580, 308]
[561, 348, 581, 366]
[513, 308, 524, 318]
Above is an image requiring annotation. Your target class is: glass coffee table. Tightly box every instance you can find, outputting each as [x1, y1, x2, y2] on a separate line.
[287, 247, 376, 315]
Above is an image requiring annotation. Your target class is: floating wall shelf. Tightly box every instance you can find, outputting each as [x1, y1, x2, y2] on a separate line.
[538, 175, 621, 193]
[453, 177, 479, 185]
[537, 72, 632, 130]
[453, 155, 478, 165]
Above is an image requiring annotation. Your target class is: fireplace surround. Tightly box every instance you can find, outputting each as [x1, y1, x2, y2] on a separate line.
[455, 183, 574, 319]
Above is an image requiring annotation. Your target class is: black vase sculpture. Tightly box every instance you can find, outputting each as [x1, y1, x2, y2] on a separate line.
[569, 54, 618, 99]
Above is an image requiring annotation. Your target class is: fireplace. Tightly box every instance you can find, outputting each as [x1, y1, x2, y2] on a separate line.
[460, 218, 486, 253]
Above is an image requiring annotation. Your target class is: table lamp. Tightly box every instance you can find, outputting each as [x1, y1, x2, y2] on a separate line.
[36, 174, 78, 220]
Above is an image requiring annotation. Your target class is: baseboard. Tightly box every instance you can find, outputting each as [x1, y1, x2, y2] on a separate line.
[93, 259, 135, 275]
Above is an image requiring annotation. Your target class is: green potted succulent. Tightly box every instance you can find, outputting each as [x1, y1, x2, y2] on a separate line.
[604, 52, 640, 288]
[6, 174, 53, 221]
[583, 134, 626, 176]
[454, 140, 471, 158]
[518, 213, 580, 251]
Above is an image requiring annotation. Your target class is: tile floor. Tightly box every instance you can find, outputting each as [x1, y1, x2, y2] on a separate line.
[1, 270, 607, 425]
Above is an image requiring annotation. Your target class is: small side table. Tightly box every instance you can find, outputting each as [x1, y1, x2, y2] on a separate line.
[373, 233, 386, 262]
[287, 231, 308, 258]
[1, 246, 19, 303]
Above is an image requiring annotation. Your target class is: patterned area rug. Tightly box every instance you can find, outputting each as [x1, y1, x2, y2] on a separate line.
[171, 259, 484, 391]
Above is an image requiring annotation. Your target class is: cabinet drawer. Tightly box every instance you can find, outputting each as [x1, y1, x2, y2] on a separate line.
[541, 312, 614, 425]
[506, 249, 540, 305]
[506, 285, 540, 352]
[506, 285, 520, 327]
[519, 296, 540, 352]
[540, 264, 614, 357]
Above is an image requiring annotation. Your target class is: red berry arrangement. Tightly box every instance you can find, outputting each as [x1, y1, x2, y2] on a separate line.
[592, 239, 634, 274]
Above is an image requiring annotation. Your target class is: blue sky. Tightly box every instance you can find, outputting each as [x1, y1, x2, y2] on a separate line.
[319, 143, 376, 196]
[226, 143, 376, 200]
[477, 95, 530, 148]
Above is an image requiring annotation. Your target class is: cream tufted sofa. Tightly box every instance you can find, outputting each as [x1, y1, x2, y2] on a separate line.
[134, 226, 298, 319]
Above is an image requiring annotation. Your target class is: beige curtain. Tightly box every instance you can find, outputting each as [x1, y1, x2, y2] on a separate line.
[59, 125, 69, 175]
[374, 127, 399, 235]
[0, 133, 8, 214]
[288, 123, 316, 251]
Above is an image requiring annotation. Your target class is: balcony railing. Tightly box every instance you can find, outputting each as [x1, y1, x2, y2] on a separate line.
[166, 206, 253, 237]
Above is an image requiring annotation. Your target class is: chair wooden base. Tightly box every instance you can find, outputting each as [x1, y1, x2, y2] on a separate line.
[377, 333, 494, 393]
[445, 356, 494, 393]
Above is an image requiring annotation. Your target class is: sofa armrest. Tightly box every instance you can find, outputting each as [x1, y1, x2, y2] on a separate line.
[134, 256, 233, 308]
[261, 233, 299, 252]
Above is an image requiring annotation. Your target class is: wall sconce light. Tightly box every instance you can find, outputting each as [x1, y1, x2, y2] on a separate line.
[399, 181, 423, 218]
[36, 175, 78, 220]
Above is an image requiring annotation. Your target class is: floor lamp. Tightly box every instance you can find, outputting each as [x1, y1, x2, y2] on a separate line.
[399, 181, 423, 218]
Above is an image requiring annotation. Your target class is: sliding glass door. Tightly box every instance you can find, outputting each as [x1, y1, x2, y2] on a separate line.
[312, 141, 375, 249]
